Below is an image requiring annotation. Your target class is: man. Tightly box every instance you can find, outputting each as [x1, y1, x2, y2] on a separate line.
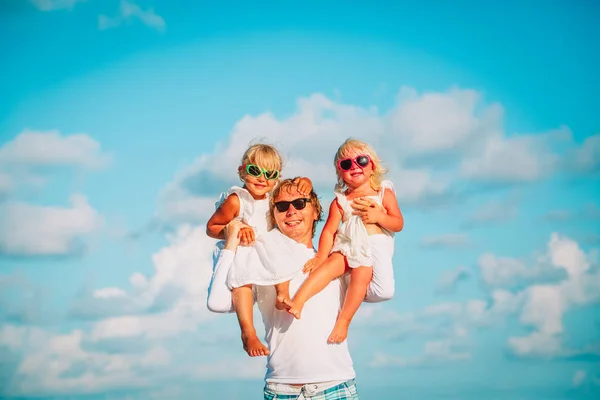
[209, 178, 391, 399]
[209, 179, 358, 398]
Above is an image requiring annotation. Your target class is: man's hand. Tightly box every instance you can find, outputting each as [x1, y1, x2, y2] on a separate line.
[302, 256, 325, 273]
[351, 197, 385, 224]
[223, 220, 252, 251]
[293, 177, 313, 197]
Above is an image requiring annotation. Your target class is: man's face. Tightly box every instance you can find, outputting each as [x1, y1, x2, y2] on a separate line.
[273, 186, 317, 247]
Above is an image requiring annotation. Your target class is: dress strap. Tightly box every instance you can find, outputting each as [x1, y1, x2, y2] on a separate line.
[215, 186, 253, 220]
[378, 180, 396, 202]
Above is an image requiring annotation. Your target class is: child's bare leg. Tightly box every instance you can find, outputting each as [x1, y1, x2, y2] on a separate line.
[328, 266, 373, 344]
[275, 280, 291, 310]
[288, 253, 346, 319]
[232, 285, 269, 357]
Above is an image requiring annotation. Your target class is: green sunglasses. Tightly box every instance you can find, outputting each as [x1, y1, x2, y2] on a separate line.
[243, 164, 280, 180]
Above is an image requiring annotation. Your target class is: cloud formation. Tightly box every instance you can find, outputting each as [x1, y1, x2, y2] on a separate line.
[30, 0, 85, 11]
[436, 266, 470, 294]
[99, 0, 165, 32]
[364, 233, 599, 367]
[157, 87, 589, 227]
[0, 194, 102, 257]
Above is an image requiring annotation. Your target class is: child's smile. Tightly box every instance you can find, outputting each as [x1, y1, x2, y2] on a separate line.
[342, 163, 372, 188]
[244, 175, 277, 199]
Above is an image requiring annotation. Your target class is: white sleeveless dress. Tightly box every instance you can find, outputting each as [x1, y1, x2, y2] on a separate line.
[331, 180, 396, 268]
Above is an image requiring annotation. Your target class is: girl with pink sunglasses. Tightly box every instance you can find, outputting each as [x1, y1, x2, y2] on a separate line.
[284, 138, 404, 344]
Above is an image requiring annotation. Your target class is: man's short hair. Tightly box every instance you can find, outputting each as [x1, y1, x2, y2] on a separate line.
[269, 178, 323, 237]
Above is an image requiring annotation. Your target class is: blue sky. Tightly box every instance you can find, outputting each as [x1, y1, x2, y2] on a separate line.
[1, 0, 599, 398]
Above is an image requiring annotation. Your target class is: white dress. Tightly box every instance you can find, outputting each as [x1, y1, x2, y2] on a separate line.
[207, 186, 271, 311]
[207, 186, 308, 312]
[214, 185, 272, 237]
[331, 180, 396, 268]
[227, 229, 313, 288]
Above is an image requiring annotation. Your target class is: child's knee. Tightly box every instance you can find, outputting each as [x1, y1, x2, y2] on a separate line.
[352, 267, 373, 284]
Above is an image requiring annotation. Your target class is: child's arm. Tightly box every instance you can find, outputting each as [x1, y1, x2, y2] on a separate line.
[206, 194, 241, 240]
[352, 189, 403, 232]
[303, 199, 342, 273]
[292, 177, 313, 196]
[379, 189, 404, 232]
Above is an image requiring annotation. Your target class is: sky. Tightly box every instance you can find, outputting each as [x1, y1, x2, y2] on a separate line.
[0, 0, 599, 398]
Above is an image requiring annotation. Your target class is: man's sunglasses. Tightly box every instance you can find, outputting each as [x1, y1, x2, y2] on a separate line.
[243, 164, 280, 180]
[274, 198, 311, 213]
[337, 155, 371, 171]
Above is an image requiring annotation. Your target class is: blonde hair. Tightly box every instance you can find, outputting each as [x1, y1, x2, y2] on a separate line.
[334, 138, 387, 191]
[239, 143, 282, 180]
[269, 178, 323, 237]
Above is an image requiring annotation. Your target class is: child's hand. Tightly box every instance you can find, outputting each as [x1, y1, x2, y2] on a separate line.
[293, 177, 313, 197]
[351, 198, 384, 224]
[302, 256, 324, 273]
[238, 226, 256, 246]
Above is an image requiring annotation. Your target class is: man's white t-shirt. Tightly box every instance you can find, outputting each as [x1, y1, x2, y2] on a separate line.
[231, 245, 356, 384]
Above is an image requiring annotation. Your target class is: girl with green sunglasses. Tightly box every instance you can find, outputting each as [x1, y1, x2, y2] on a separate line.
[206, 143, 312, 357]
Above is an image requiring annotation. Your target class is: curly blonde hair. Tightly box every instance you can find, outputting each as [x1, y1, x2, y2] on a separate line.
[334, 138, 387, 191]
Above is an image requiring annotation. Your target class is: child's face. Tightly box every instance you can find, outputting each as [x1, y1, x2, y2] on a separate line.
[338, 149, 373, 189]
[240, 164, 279, 200]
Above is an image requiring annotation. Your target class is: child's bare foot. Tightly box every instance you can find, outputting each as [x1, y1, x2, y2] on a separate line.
[275, 294, 293, 311]
[287, 302, 303, 319]
[327, 319, 350, 344]
[241, 331, 270, 357]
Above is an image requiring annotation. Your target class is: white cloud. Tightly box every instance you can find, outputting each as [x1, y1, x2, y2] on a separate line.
[30, 0, 85, 11]
[371, 337, 471, 367]
[157, 182, 219, 225]
[421, 233, 469, 249]
[0, 171, 12, 195]
[460, 127, 570, 183]
[93, 288, 127, 299]
[194, 357, 265, 380]
[368, 233, 597, 366]
[3, 327, 156, 396]
[478, 253, 543, 287]
[519, 285, 565, 335]
[464, 194, 519, 226]
[508, 331, 563, 358]
[157, 90, 458, 225]
[390, 87, 502, 154]
[541, 209, 573, 222]
[155, 88, 594, 227]
[0, 130, 108, 169]
[0, 325, 49, 350]
[0, 130, 110, 197]
[74, 225, 215, 327]
[541, 203, 600, 223]
[507, 233, 600, 358]
[436, 266, 470, 294]
[0, 194, 102, 256]
[570, 133, 600, 174]
[99, 0, 165, 32]
[391, 168, 450, 204]
[572, 370, 587, 387]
